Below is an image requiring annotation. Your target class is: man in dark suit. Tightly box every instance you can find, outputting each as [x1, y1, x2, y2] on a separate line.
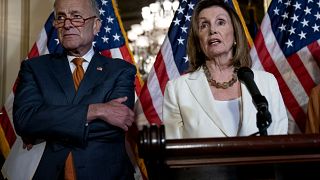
[13, 0, 135, 179]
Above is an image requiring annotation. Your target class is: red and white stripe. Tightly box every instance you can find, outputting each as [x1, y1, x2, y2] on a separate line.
[139, 36, 181, 125]
[250, 14, 320, 133]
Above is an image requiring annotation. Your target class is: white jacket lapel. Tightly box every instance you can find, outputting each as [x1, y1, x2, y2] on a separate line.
[185, 69, 227, 136]
[240, 82, 259, 135]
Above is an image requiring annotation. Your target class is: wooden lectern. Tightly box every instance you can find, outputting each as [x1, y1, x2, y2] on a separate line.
[138, 125, 320, 179]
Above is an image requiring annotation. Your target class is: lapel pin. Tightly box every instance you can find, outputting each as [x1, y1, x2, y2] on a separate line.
[96, 67, 103, 71]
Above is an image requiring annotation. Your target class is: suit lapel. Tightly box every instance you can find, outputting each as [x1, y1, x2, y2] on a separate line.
[74, 53, 108, 103]
[185, 69, 227, 136]
[49, 54, 75, 103]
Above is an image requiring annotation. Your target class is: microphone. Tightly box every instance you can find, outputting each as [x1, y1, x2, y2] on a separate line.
[237, 67, 268, 111]
[237, 67, 272, 135]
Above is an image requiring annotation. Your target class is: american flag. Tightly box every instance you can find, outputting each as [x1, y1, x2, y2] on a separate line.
[138, 0, 253, 125]
[250, 0, 320, 133]
[0, 0, 145, 178]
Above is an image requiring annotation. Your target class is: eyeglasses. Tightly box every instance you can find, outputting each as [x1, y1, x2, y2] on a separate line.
[53, 16, 97, 28]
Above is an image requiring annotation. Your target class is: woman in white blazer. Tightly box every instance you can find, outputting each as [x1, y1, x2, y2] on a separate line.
[163, 0, 288, 139]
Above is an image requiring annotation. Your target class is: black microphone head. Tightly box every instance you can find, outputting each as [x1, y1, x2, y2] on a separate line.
[237, 67, 254, 81]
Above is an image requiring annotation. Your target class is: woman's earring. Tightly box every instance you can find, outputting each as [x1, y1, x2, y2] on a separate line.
[233, 41, 237, 46]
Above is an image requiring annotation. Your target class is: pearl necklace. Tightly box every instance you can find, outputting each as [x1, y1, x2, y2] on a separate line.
[203, 65, 238, 89]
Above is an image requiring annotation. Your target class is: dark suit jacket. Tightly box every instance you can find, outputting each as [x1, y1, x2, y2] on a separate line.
[13, 52, 136, 180]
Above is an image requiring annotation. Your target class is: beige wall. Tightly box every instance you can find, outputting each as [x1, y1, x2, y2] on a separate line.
[0, 0, 7, 106]
[0, 0, 53, 106]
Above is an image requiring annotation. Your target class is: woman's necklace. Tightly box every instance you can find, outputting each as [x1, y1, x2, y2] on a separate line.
[203, 65, 238, 89]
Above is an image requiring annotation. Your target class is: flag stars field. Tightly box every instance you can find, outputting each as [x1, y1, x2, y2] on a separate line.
[181, 25, 188, 33]
[288, 27, 296, 35]
[315, 12, 320, 20]
[183, 56, 189, 63]
[99, 8, 106, 16]
[278, 24, 286, 31]
[285, 39, 293, 47]
[177, 37, 185, 45]
[54, 39, 59, 45]
[104, 26, 111, 33]
[274, 7, 280, 15]
[101, 36, 109, 43]
[284, 0, 291, 7]
[290, 14, 298, 22]
[312, 24, 320, 32]
[301, 19, 309, 27]
[188, 2, 195, 9]
[113, 33, 120, 41]
[298, 31, 306, 39]
[281, 12, 289, 19]
[185, 14, 191, 21]
[101, 0, 108, 6]
[177, 6, 184, 14]
[107, 16, 114, 23]
[304, 6, 312, 15]
[173, 18, 181, 26]
[293, 2, 301, 9]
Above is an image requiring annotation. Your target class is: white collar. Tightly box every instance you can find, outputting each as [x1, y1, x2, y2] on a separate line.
[67, 47, 94, 63]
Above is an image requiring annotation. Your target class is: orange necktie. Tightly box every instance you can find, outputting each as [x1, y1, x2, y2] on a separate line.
[72, 57, 85, 91]
[65, 57, 84, 180]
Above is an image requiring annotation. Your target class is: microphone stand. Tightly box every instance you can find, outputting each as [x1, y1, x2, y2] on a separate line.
[237, 67, 273, 136]
[252, 94, 272, 136]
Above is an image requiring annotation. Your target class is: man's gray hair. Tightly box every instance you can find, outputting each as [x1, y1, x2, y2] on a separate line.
[89, 0, 100, 18]
[54, 0, 100, 18]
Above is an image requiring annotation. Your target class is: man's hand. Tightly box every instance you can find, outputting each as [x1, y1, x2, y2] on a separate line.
[22, 137, 34, 150]
[87, 97, 134, 131]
